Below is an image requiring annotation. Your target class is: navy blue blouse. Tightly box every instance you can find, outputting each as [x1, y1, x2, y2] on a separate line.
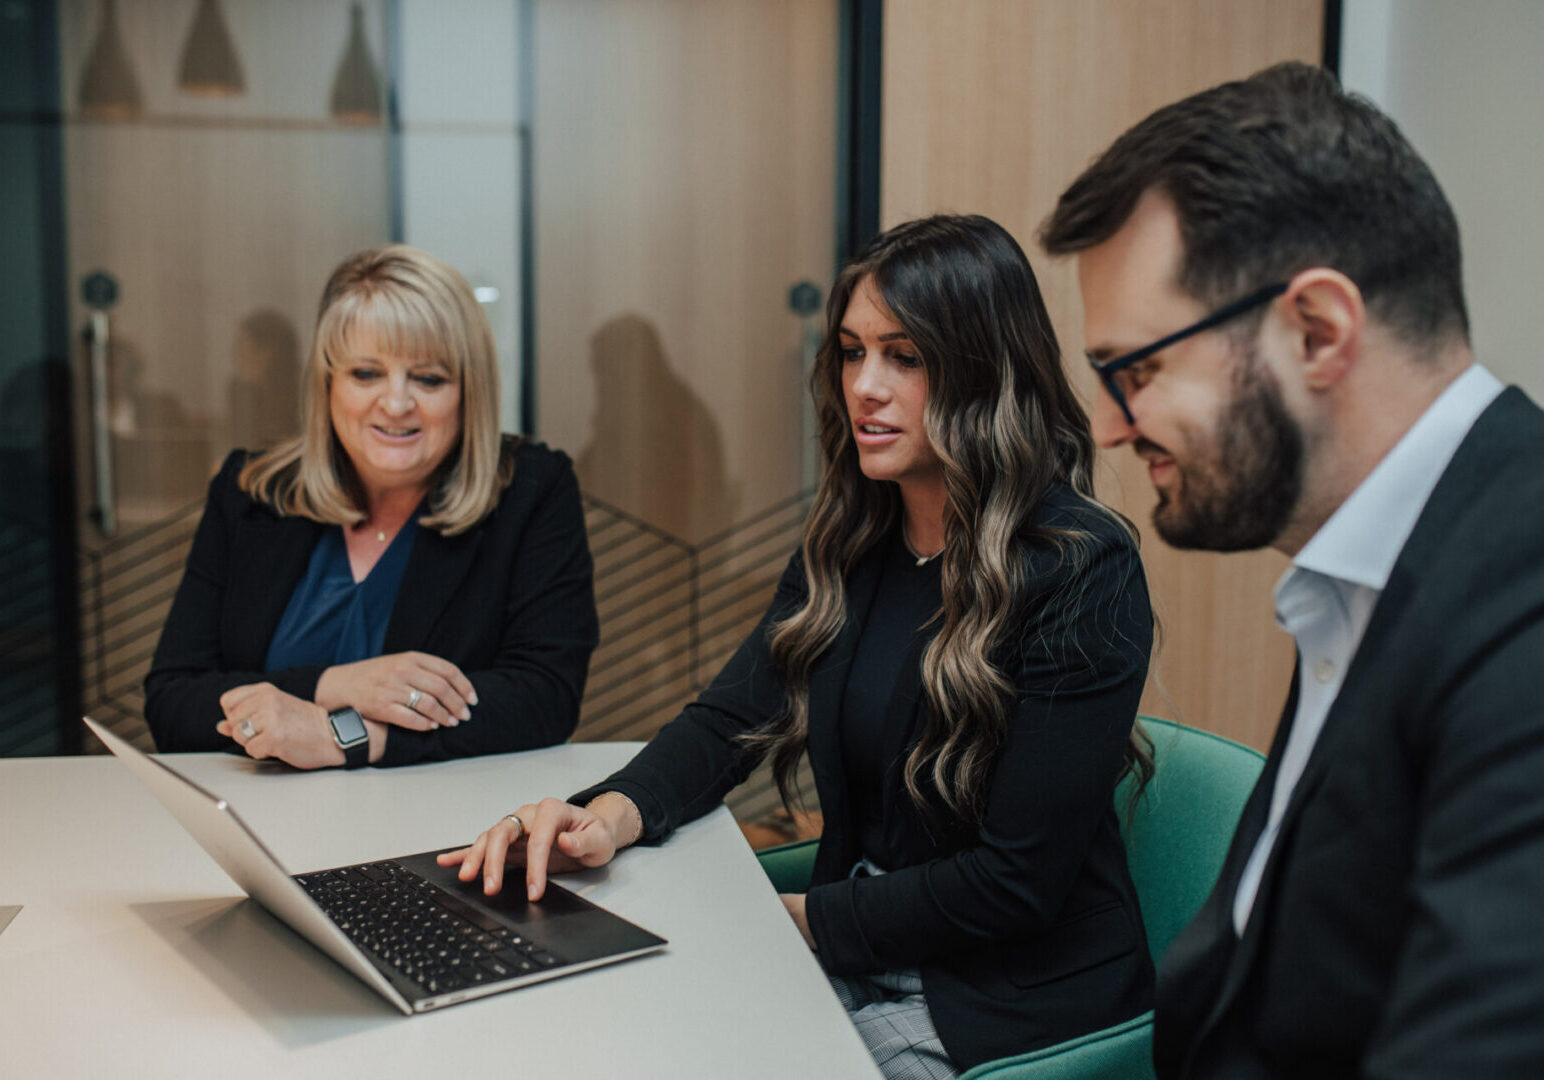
[264, 519, 419, 671]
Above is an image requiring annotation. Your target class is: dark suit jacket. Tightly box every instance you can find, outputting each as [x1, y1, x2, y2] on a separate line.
[144, 438, 599, 766]
[1155, 387, 1544, 1079]
[574, 484, 1155, 1070]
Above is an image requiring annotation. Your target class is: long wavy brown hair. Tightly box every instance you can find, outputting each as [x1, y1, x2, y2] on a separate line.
[752, 214, 1152, 821]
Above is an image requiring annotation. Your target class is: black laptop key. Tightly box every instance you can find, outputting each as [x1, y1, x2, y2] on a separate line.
[494, 948, 538, 973]
[293, 857, 579, 995]
[467, 910, 505, 933]
[432, 891, 504, 932]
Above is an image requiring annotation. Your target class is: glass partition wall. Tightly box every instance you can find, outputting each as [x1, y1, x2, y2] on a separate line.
[49, 0, 528, 748]
[1, 1, 79, 755]
[534, 0, 838, 829]
[8, 0, 843, 833]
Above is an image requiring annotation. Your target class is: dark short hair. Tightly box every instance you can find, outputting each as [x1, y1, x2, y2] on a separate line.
[1041, 62, 1469, 347]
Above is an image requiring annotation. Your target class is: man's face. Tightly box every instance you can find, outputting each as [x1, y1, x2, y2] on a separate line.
[1077, 190, 1304, 551]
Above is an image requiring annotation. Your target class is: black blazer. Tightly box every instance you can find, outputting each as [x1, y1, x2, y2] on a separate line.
[1155, 388, 1544, 1079]
[144, 438, 599, 766]
[574, 484, 1155, 1070]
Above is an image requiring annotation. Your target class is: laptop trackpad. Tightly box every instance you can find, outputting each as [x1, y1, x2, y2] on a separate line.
[394, 850, 664, 962]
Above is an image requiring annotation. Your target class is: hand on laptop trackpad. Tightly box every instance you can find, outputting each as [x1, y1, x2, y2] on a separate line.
[407, 852, 591, 921]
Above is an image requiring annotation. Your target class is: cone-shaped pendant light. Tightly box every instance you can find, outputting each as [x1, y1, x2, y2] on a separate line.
[79, 0, 143, 118]
[330, 4, 382, 124]
[178, 0, 245, 97]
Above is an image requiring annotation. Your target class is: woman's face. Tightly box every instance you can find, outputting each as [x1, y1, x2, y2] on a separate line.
[329, 327, 462, 501]
[839, 277, 943, 493]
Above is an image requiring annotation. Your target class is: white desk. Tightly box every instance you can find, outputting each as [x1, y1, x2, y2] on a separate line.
[0, 743, 881, 1079]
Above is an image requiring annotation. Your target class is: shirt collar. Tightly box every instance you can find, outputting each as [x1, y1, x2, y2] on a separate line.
[1292, 365, 1503, 591]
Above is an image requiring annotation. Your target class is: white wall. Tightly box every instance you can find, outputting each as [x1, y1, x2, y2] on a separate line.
[396, 0, 522, 434]
[1341, 0, 1544, 400]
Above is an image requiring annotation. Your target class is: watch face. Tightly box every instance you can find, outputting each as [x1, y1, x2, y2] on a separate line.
[329, 707, 369, 748]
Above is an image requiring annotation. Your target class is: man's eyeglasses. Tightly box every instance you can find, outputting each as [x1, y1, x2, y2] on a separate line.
[1087, 282, 1288, 425]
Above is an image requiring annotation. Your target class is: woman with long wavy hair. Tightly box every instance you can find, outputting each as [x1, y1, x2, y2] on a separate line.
[440, 215, 1155, 1077]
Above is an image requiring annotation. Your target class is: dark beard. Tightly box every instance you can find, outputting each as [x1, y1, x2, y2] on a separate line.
[1152, 355, 1304, 552]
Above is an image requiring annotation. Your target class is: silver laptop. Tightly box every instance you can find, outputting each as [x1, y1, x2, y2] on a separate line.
[84, 717, 666, 1014]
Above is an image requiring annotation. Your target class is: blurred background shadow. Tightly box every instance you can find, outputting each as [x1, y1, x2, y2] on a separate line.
[577, 313, 737, 543]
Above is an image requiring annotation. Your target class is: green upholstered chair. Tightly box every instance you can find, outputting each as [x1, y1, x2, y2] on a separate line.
[754, 716, 1265, 1080]
[1116, 718, 1267, 968]
[756, 835, 821, 895]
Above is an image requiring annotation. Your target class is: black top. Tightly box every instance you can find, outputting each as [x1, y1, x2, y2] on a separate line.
[840, 529, 941, 869]
[1155, 389, 1544, 1080]
[573, 483, 1155, 1069]
[144, 437, 599, 766]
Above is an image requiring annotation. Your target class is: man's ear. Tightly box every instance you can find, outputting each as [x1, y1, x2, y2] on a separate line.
[1281, 268, 1364, 390]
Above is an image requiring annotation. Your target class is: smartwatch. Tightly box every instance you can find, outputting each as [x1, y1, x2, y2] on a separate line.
[327, 706, 370, 769]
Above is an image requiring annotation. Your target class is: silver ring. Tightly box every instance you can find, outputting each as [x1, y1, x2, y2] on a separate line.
[504, 813, 526, 839]
[406, 688, 423, 712]
[238, 719, 256, 739]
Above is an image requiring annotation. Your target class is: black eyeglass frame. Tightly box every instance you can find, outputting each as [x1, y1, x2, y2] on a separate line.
[1088, 282, 1289, 425]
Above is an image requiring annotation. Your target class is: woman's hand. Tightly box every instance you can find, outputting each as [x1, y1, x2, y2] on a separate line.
[314, 651, 477, 731]
[217, 682, 344, 770]
[781, 893, 816, 950]
[436, 795, 637, 901]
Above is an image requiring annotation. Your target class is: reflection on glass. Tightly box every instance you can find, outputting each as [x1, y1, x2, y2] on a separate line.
[178, 0, 246, 98]
[577, 313, 737, 542]
[79, 0, 142, 118]
[227, 309, 301, 454]
[331, 3, 382, 124]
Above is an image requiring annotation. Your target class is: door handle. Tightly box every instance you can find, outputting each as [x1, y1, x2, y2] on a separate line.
[82, 271, 119, 537]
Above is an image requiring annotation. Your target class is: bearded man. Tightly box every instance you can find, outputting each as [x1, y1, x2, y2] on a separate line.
[1042, 61, 1544, 1079]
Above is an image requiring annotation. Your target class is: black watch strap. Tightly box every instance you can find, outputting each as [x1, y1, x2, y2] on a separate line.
[328, 707, 371, 769]
[340, 736, 370, 770]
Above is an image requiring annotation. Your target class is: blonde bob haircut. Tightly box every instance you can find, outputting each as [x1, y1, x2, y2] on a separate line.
[240, 245, 515, 536]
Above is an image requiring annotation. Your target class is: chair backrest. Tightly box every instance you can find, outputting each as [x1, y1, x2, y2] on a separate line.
[1116, 717, 1265, 966]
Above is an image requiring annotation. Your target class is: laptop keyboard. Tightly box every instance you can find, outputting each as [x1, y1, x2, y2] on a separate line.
[296, 859, 564, 996]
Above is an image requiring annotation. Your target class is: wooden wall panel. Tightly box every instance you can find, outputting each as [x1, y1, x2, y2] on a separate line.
[532, 2, 840, 828]
[881, 0, 1324, 749]
[533, 0, 838, 544]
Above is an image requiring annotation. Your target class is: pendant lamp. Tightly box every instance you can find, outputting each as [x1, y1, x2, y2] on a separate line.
[177, 0, 245, 97]
[330, 4, 382, 124]
[79, 0, 143, 118]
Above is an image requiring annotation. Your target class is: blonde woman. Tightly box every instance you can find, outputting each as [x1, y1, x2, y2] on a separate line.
[145, 245, 597, 769]
[442, 216, 1154, 1077]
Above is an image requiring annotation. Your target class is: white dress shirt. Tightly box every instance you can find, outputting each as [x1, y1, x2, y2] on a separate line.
[1232, 364, 1505, 935]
